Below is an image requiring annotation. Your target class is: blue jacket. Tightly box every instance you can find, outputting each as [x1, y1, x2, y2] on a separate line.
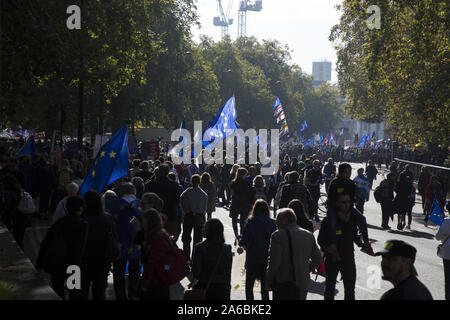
[240, 214, 276, 269]
[106, 196, 141, 260]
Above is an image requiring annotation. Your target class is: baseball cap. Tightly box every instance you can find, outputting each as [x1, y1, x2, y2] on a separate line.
[375, 240, 418, 275]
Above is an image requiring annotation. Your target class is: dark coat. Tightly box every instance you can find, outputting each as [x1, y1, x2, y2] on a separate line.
[146, 177, 180, 222]
[81, 211, 117, 262]
[240, 214, 276, 270]
[191, 240, 233, 285]
[230, 179, 254, 217]
[36, 212, 88, 272]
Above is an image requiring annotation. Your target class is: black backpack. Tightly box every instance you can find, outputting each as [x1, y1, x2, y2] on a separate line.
[290, 184, 310, 214]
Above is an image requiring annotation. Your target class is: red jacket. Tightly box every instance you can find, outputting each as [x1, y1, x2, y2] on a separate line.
[141, 226, 174, 288]
[425, 182, 443, 208]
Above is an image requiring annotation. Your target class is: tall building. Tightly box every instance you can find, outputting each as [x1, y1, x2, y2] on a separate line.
[312, 61, 332, 87]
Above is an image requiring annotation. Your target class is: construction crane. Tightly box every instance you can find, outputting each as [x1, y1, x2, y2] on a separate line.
[213, 0, 234, 40]
[237, 0, 262, 38]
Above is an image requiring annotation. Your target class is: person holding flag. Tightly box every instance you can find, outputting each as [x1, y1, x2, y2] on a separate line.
[424, 176, 444, 227]
[436, 211, 450, 300]
[299, 121, 308, 134]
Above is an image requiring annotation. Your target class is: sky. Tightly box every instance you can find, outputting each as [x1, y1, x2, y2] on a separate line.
[191, 0, 343, 82]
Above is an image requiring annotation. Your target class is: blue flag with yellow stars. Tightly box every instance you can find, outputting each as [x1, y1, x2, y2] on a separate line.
[429, 195, 445, 226]
[80, 125, 129, 195]
[202, 96, 238, 149]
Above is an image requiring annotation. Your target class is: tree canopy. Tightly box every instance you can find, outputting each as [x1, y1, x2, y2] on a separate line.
[330, 0, 449, 147]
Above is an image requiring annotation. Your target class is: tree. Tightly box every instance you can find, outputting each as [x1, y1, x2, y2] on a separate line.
[330, 0, 449, 146]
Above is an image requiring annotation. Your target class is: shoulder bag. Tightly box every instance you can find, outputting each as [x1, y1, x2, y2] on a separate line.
[184, 245, 225, 300]
[272, 228, 300, 300]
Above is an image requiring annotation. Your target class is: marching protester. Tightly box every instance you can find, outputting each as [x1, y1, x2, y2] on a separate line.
[424, 176, 444, 227]
[318, 192, 362, 300]
[436, 215, 450, 300]
[304, 160, 322, 222]
[80, 190, 118, 300]
[53, 182, 80, 223]
[418, 167, 431, 214]
[200, 172, 216, 220]
[190, 218, 233, 300]
[266, 208, 322, 300]
[365, 160, 378, 189]
[106, 183, 142, 300]
[138, 208, 175, 300]
[288, 199, 314, 233]
[280, 171, 314, 219]
[326, 163, 374, 258]
[36, 195, 88, 300]
[353, 168, 370, 214]
[252, 175, 268, 202]
[147, 164, 181, 236]
[239, 199, 276, 300]
[376, 240, 433, 300]
[376, 173, 397, 230]
[180, 174, 208, 261]
[230, 167, 254, 243]
[323, 157, 336, 193]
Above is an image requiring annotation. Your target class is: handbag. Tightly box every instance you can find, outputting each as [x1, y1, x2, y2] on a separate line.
[272, 228, 300, 300]
[437, 235, 450, 258]
[184, 245, 225, 300]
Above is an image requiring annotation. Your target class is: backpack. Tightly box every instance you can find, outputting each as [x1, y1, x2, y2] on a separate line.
[155, 241, 190, 286]
[290, 184, 310, 214]
[374, 185, 383, 203]
[17, 190, 36, 214]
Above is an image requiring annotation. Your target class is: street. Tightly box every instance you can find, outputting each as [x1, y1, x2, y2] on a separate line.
[22, 163, 446, 300]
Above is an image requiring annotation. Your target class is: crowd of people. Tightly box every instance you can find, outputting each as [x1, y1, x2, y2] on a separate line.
[0, 137, 449, 301]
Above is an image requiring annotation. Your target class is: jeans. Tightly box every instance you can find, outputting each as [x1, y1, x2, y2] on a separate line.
[324, 258, 356, 300]
[245, 264, 269, 300]
[182, 212, 205, 261]
[444, 259, 450, 300]
[113, 258, 141, 300]
[80, 259, 110, 300]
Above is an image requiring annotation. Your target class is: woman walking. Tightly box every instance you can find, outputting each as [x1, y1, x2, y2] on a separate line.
[230, 168, 254, 243]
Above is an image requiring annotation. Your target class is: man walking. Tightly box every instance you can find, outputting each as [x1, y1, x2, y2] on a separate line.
[266, 208, 322, 300]
[180, 174, 208, 261]
[365, 160, 378, 189]
[305, 160, 323, 221]
[378, 173, 396, 230]
[318, 192, 362, 300]
[376, 240, 433, 300]
[353, 168, 370, 214]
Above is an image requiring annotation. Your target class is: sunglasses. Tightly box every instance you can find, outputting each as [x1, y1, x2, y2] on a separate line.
[338, 200, 351, 204]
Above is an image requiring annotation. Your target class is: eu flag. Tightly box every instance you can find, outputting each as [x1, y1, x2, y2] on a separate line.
[299, 120, 308, 133]
[17, 136, 36, 157]
[304, 137, 314, 146]
[80, 125, 129, 195]
[202, 96, 238, 149]
[319, 132, 325, 145]
[429, 196, 445, 226]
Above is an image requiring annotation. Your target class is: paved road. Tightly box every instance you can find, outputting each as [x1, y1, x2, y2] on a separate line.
[22, 162, 447, 300]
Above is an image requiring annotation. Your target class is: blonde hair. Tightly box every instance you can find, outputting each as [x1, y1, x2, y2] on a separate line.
[253, 175, 265, 188]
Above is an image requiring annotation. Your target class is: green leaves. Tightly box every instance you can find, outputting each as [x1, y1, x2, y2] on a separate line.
[331, 0, 449, 146]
